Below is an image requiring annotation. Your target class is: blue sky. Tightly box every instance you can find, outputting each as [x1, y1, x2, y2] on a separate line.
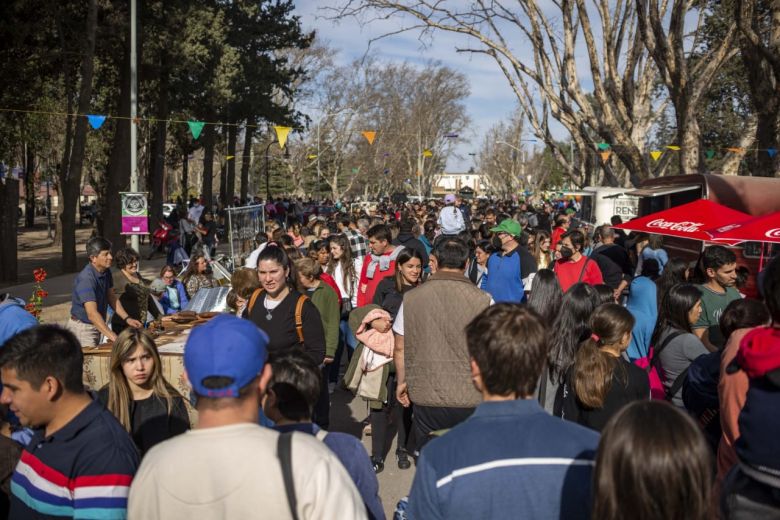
[293, 1, 527, 172]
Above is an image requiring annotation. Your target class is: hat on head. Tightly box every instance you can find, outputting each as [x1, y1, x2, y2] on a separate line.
[149, 278, 167, 293]
[444, 194, 456, 204]
[308, 214, 318, 222]
[184, 314, 269, 398]
[490, 219, 522, 237]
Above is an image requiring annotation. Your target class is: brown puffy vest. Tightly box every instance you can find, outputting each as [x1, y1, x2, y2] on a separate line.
[404, 271, 491, 408]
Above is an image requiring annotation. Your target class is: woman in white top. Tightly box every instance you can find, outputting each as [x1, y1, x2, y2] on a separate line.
[437, 194, 466, 235]
[326, 234, 364, 386]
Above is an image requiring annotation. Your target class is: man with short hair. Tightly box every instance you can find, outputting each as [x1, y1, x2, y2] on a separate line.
[357, 225, 404, 307]
[1, 325, 139, 519]
[66, 237, 142, 346]
[394, 238, 491, 452]
[694, 245, 741, 351]
[128, 314, 365, 520]
[264, 351, 384, 520]
[407, 305, 599, 519]
[553, 229, 604, 292]
[610, 215, 628, 248]
[392, 218, 429, 269]
[483, 218, 538, 303]
[591, 225, 633, 299]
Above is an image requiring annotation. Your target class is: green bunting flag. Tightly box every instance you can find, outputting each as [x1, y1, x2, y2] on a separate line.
[597, 142, 610, 151]
[705, 149, 716, 160]
[188, 121, 205, 140]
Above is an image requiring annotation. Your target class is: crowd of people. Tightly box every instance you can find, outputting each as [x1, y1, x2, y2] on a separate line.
[0, 193, 778, 519]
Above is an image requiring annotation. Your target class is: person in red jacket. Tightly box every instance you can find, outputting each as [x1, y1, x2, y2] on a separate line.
[357, 224, 405, 307]
[554, 229, 603, 292]
[550, 214, 570, 251]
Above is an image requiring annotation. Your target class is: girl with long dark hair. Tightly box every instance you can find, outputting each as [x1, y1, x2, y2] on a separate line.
[655, 257, 689, 307]
[181, 253, 217, 298]
[561, 304, 650, 431]
[650, 283, 709, 406]
[539, 283, 600, 413]
[527, 269, 563, 325]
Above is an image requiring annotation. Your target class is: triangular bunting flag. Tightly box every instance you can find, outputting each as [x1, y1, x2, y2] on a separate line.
[274, 126, 292, 149]
[767, 148, 778, 158]
[705, 149, 716, 160]
[597, 142, 610, 151]
[600, 151, 612, 164]
[422, 149, 433, 158]
[188, 121, 205, 140]
[351, 167, 360, 174]
[361, 131, 376, 145]
[307, 154, 318, 160]
[383, 169, 390, 174]
[650, 150, 663, 161]
[225, 155, 235, 161]
[665, 145, 680, 151]
[86, 114, 106, 130]
[416, 170, 423, 176]
[726, 147, 745, 154]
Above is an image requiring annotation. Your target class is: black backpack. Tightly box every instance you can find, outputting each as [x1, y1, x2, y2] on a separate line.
[682, 350, 722, 452]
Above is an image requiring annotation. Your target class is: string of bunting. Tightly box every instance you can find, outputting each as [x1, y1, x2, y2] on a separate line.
[3, 107, 777, 161]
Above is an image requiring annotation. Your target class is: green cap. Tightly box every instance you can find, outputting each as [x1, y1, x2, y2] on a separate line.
[490, 219, 522, 237]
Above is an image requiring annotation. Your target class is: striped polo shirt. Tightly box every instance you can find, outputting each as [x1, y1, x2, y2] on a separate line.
[10, 399, 139, 519]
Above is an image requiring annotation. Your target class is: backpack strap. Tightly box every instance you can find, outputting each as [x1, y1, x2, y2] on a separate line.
[577, 256, 591, 283]
[649, 330, 685, 371]
[666, 366, 690, 402]
[315, 428, 328, 442]
[247, 288, 264, 315]
[277, 432, 299, 520]
[294, 295, 307, 345]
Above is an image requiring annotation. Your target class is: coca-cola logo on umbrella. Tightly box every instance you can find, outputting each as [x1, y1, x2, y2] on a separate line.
[647, 219, 704, 233]
[766, 228, 780, 239]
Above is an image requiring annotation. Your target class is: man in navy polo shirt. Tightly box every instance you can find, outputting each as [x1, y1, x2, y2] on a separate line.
[65, 237, 142, 347]
[0, 325, 139, 519]
[407, 305, 599, 520]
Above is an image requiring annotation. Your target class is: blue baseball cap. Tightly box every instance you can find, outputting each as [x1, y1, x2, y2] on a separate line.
[184, 314, 269, 398]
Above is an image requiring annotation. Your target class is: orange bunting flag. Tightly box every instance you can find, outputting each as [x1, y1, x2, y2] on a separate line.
[726, 147, 745, 154]
[665, 145, 681, 151]
[600, 151, 612, 164]
[422, 149, 433, 158]
[650, 150, 663, 161]
[274, 126, 292, 149]
[362, 131, 376, 145]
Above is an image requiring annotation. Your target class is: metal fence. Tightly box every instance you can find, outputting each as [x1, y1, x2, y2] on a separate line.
[225, 204, 265, 269]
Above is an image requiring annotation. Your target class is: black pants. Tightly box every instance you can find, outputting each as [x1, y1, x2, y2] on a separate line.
[369, 373, 413, 460]
[411, 404, 475, 453]
[312, 365, 330, 430]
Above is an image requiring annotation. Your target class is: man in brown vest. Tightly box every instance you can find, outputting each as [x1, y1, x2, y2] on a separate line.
[392, 237, 492, 453]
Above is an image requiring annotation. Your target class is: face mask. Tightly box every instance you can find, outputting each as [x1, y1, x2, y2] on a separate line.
[560, 246, 574, 259]
[491, 235, 502, 250]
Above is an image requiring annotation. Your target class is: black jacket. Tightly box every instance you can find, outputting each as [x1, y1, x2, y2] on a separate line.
[393, 232, 429, 268]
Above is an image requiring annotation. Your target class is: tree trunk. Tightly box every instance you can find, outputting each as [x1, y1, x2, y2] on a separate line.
[226, 123, 237, 206]
[0, 178, 19, 282]
[24, 143, 36, 228]
[202, 123, 215, 211]
[102, 28, 130, 250]
[240, 124, 253, 203]
[149, 66, 169, 229]
[182, 154, 189, 199]
[676, 104, 702, 176]
[60, 0, 97, 272]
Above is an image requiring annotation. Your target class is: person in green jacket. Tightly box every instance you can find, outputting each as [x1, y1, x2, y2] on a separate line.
[295, 257, 341, 429]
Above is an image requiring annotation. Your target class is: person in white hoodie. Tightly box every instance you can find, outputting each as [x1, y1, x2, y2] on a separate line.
[437, 194, 466, 236]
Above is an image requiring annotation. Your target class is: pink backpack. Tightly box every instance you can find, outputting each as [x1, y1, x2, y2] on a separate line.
[634, 330, 683, 400]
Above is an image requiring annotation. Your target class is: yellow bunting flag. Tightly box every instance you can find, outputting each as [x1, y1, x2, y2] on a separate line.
[600, 151, 612, 164]
[225, 155, 235, 161]
[307, 154, 317, 160]
[362, 131, 376, 145]
[274, 126, 292, 149]
[650, 150, 663, 161]
[422, 149, 433, 158]
[665, 145, 681, 151]
[726, 147, 745, 154]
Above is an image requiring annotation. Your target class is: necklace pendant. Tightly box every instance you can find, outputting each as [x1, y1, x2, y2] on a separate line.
[266, 311, 273, 321]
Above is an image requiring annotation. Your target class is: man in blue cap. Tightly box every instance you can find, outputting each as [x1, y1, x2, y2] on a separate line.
[128, 314, 366, 520]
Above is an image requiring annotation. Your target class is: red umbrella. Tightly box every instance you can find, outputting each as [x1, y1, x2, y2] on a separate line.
[706, 211, 780, 244]
[612, 199, 749, 245]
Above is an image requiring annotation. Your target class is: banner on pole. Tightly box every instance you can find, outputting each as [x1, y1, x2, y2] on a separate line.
[120, 192, 149, 235]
